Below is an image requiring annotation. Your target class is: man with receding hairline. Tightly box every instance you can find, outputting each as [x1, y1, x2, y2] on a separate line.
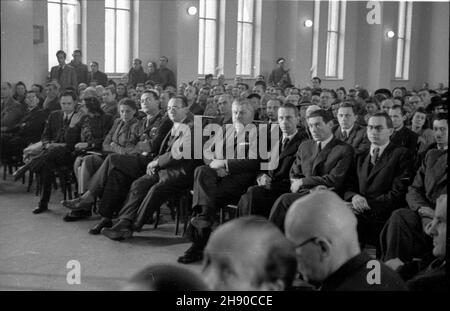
[285, 190, 407, 290]
[203, 216, 297, 291]
[178, 98, 262, 264]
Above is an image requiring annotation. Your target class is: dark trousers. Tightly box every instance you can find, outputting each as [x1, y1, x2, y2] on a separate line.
[380, 208, 433, 262]
[1, 134, 31, 162]
[191, 165, 256, 224]
[118, 172, 192, 229]
[89, 153, 151, 218]
[37, 147, 73, 205]
[237, 184, 288, 218]
[268, 190, 310, 232]
[355, 213, 387, 252]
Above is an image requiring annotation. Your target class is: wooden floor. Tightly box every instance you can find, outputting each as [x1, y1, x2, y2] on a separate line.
[0, 167, 201, 291]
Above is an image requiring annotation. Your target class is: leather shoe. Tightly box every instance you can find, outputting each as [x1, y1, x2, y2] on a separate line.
[63, 209, 92, 222]
[101, 227, 133, 241]
[61, 197, 82, 208]
[89, 218, 113, 235]
[33, 205, 48, 214]
[13, 163, 31, 181]
[177, 246, 203, 264]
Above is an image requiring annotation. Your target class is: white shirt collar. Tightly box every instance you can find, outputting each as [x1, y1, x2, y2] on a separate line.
[341, 124, 354, 135]
[64, 111, 74, 119]
[370, 141, 390, 157]
[171, 117, 187, 135]
[318, 134, 333, 149]
[282, 130, 298, 142]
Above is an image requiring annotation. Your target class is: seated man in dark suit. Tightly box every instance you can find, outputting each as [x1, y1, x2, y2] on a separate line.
[99, 96, 197, 239]
[203, 216, 297, 290]
[237, 103, 308, 217]
[14, 90, 83, 214]
[389, 104, 418, 153]
[380, 114, 447, 262]
[269, 109, 354, 232]
[385, 194, 447, 291]
[1, 82, 25, 134]
[285, 190, 407, 290]
[62, 90, 172, 224]
[42, 82, 61, 112]
[333, 102, 370, 156]
[1, 90, 49, 163]
[343, 112, 413, 249]
[178, 98, 263, 264]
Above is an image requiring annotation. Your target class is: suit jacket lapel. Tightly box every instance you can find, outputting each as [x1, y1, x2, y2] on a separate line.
[279, 131, 302, 160]
[368, 143, 394, 180]
[312, 137, 337, 173]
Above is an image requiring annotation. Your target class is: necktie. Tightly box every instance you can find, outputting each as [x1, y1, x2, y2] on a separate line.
[281, 137, 289, 152]
[317, 142, 322, 154]
[371, 147, 380, 165]
[63, 116, 70, 128]
[342, 130, 348, 140]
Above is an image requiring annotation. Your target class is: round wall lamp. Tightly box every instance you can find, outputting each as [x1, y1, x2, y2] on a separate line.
[386, 30, 395, 38]
[187, 6, 198, 16]
[304, 20, 313, 28]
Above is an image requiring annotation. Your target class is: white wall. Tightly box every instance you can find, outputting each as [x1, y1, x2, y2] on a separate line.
[1, 0, 448, 92]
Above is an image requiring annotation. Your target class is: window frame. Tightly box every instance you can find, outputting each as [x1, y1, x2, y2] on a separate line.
[324, 0, 346, 80]
[198, 0, 220, 76]
[394, 1, 412, 80]
[47, 0, 81, 70]
[105, 0, 132, 74]
[236, 0, 256, 77]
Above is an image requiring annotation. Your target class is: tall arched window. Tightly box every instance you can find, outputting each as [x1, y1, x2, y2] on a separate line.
[395, 1, 412, 80]
[236, 0, 255, 76]
[105, 0, 131, 74]
[47, 0, 80, 70]
[198, 0, 218, 76]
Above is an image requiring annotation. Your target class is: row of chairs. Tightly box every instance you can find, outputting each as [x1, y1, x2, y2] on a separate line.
[3, 161, 238, 236]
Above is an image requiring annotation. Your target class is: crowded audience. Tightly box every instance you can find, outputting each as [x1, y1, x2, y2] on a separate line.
[1, 49, 448, 291]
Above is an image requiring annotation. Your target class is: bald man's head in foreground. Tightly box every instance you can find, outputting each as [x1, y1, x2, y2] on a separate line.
[203, 216, 297, 291]
[285, 191, 361, 284]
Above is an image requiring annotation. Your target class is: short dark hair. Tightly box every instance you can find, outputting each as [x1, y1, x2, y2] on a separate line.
[90, 61, 99, 67]
[336, 87, 347, 95]
[323, 89, 337, 99]
[56, 50, 66, 58]
[390, 104, 406, 116]
[118, 98, 138, 112]
[433, 112, 448, 124]
[32, 84, 44, 93]
[374, 88, 392, 98]
[160, 56, 168, 62]
[254, 80, 267, 91]
[338, 102, 356, 114]
[279, 102, 298, 116]
[59, 90, 77, 101]
[312, 76, 321, 84]
[142, 89, 160, 100]
[370, 112, 394, 128]
[238, 83, 249, 90]
[73, 49, 82, 55]
[247, 93, 261, 100]
[356, 88, 370, 100]
[308, 109, 334, 124]
[205, 74, 213, 80]
[174, 95, 188, 107]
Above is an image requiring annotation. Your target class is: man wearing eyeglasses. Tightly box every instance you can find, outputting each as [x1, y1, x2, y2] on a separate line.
[285, 190, 407, 290]
[101, 96, 196, 240]
[343, 112, 413, 250]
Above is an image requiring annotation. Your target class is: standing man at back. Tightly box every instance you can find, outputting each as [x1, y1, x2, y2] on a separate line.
[69, 50, 89, 85]
[158, 56, 176, 88]
[49, 50, 77, 91]
[268, 57, 292, 89]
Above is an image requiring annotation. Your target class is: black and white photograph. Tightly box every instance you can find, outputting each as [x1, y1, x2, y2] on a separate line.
[0, 0, 448, 297]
